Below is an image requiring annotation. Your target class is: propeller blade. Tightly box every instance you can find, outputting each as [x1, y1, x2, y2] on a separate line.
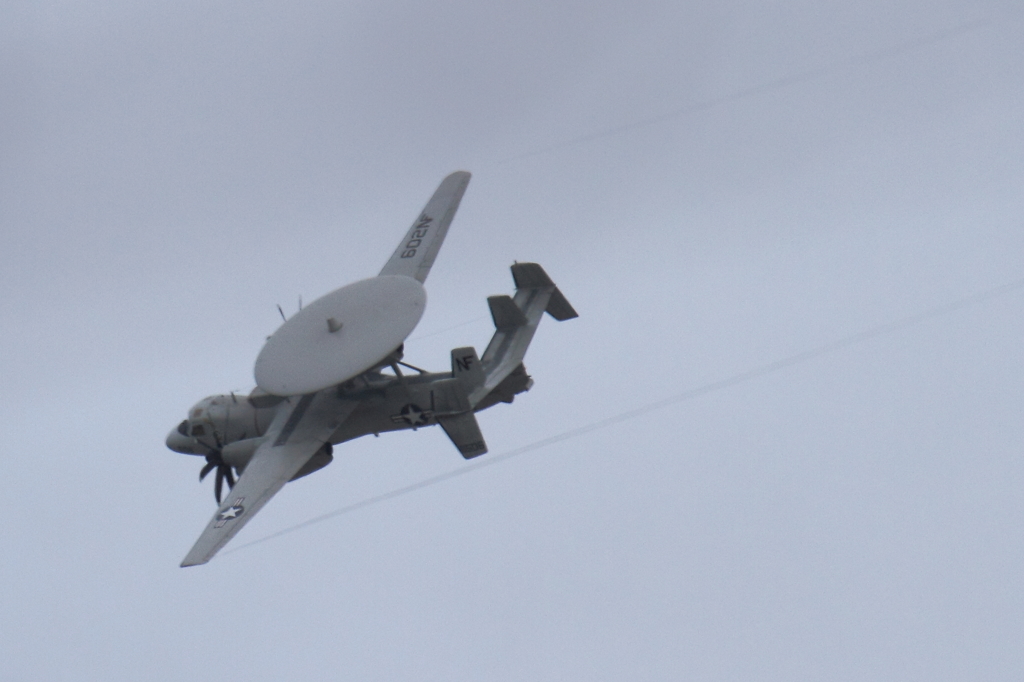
[199, 460, 217, 482]
[225, 467, 236, 489]
[214, 470, 224, 504]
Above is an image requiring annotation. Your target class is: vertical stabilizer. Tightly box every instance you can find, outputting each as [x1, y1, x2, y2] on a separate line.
[451, 346, 484, 391]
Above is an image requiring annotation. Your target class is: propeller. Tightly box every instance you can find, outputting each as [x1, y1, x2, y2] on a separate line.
[195, 431, 236, 504]
[199, 452, 236, 504]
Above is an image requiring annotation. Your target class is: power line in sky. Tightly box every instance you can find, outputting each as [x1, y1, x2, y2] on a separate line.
[497, 17, 995, 164]
[224, 274, 1024, 559]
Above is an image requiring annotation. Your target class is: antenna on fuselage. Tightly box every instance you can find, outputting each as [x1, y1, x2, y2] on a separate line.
[276, 304, 287, 322]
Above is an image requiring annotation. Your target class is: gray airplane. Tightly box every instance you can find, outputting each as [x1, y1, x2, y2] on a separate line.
[166, 172, 577, 566]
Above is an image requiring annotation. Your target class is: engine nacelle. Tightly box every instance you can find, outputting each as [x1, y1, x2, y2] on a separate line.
[221, 437, 265, 470]
[290, 443, 334, 481]
[219, 438, 333, 482]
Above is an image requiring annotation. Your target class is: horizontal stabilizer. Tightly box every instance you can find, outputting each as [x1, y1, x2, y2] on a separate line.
[437, 411, 488, 459]
[430, 378, 472, 416]
[487, 295, 528, 329]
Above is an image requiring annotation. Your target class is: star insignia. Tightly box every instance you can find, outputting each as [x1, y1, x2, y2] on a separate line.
[391, 403, 432, 427]
[219, 506, 243, 520]
[213, 498, 247, 527]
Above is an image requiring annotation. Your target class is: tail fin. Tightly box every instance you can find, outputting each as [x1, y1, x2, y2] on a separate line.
[450, 346, 484, 391]
[467, 263, 577, 409]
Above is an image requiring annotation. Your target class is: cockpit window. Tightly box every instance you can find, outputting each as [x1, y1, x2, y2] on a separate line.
[177, 420, 190, 436]
[190, 424, 206, 437]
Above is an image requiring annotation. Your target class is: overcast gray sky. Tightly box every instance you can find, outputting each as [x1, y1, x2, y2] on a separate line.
[3, 1, 1024, 680]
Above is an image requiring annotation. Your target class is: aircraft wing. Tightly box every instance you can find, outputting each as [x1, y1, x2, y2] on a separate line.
[379, 171, 471, 283]
[180, 390, 357, 567]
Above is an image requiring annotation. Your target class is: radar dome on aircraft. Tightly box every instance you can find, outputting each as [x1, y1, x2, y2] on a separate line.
[254, 275, 427, 396]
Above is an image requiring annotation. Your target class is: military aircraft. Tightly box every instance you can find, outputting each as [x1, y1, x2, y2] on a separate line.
[166, 171, 577, 566]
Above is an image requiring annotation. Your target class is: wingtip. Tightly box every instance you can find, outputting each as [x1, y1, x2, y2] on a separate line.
[444, 170, 472, 187]
[180, 549, 212, 567]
